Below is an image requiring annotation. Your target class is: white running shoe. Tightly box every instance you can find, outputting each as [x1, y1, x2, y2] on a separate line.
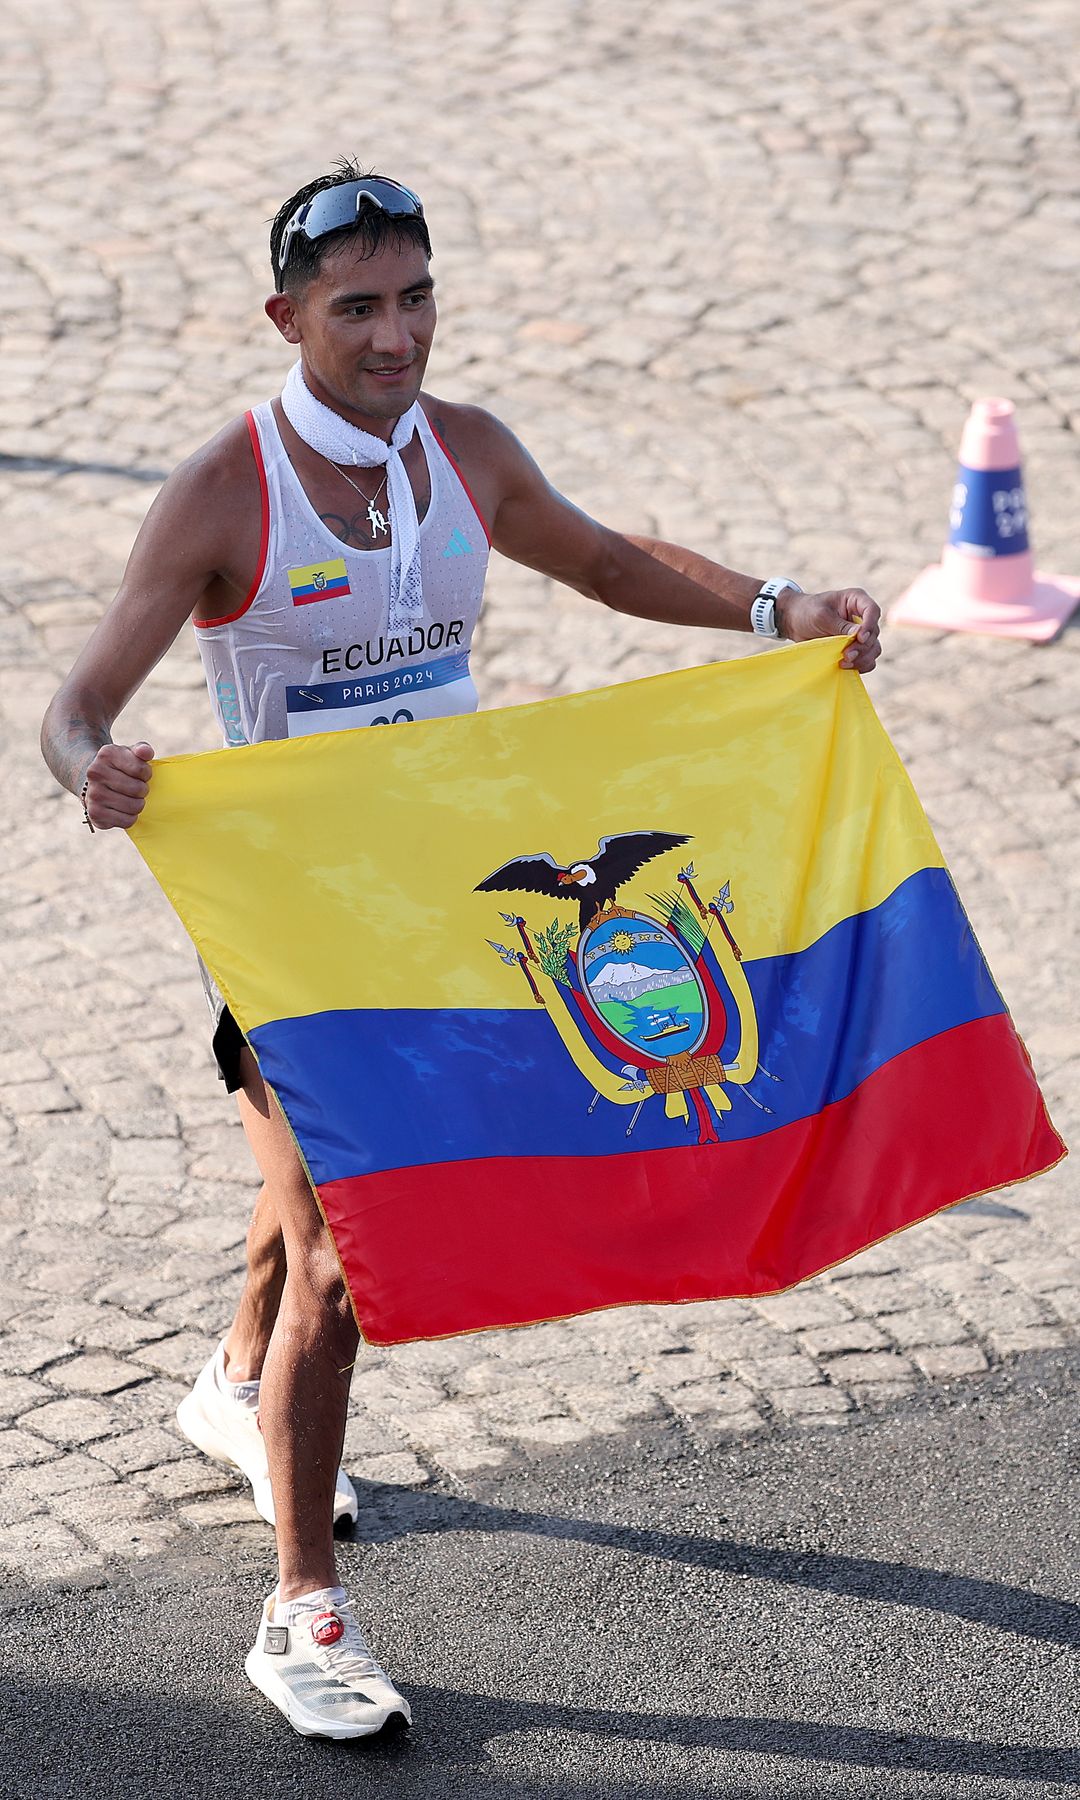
[175, 1343, 359, 1530]
[246, 1588, 410, 1739]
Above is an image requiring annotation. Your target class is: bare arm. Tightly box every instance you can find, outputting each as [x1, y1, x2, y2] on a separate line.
[453, 409, 881, 672]
[619, 533, 880, 671]
[41, 425, 255, 826]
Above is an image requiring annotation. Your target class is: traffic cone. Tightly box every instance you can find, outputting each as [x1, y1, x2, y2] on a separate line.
[890, 397, 1080, 642]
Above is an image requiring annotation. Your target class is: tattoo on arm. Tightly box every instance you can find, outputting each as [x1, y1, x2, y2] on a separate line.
[40, 707, 111, 797]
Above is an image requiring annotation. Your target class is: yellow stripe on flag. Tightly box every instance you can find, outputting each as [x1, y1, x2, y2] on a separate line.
[130, 640, 943, 1031]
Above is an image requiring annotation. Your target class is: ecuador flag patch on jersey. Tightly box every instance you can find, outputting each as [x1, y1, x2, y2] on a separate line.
[289, 558, 351, 605]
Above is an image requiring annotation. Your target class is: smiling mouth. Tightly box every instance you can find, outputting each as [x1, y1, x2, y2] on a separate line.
[366, 364, 412, 380]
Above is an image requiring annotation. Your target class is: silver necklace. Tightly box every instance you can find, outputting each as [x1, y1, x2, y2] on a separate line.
[331, 462, 390, 539]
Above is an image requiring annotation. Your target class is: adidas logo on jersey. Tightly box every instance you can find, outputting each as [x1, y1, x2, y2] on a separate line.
[443, 527, 472, 558]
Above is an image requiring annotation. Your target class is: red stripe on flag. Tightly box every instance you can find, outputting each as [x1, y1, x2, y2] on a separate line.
[318, 1013, 1064, 1346]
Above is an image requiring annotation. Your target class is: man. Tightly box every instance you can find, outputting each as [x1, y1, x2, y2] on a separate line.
[41, 161, 881, 1741]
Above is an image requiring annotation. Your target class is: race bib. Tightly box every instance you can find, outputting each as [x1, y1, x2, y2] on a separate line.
[285, 649, 477, 736]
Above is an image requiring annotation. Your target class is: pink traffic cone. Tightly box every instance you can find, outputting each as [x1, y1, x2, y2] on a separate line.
[890, 398, 1080, 642]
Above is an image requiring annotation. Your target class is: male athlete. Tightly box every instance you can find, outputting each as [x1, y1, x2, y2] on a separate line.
[41, 162, 881, 1741]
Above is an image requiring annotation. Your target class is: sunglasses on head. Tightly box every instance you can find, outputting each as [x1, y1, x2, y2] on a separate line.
[276, 178, 425, 277]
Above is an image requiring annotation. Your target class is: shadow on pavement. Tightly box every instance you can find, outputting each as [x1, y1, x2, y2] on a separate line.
[5, 1358, 1078, 1797]
[0, 451, 167, 481]
[345, 1479, 1080, 1651]
[5, 1671, 1078, 1795]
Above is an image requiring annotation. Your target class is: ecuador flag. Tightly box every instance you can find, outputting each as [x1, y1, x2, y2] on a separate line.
[130, 639, 1064, 1345]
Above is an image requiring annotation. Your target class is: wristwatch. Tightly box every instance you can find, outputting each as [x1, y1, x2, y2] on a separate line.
[750, 576, 803, 638]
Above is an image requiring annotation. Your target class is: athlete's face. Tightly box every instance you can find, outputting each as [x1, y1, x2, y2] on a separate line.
[266, 238, 437, 436]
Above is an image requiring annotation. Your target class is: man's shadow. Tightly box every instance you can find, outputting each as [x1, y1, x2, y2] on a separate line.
[7, 1674, 1077, 1792]
[6, 1472, 1079, 1793]
[386, 1687, 1080, 1785]
[346, 1476, 1080, 1651]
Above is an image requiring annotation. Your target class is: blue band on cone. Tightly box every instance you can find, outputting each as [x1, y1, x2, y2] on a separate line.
[948, 464, 1029, 558]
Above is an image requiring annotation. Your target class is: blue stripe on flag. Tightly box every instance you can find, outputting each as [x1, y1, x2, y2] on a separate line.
[292, 579, 350, 599]
[249, 866, 1006, 1184]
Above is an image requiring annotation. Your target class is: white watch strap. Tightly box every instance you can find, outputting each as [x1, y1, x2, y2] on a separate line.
[750, 577, 802, 637]
[750, 594, 778, 636]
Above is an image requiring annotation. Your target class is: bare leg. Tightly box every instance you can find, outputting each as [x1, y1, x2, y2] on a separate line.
[233, 1047, 358, 1601]
[221, 1183, 286, 1382]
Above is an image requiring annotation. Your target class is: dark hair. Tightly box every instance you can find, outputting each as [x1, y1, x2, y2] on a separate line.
[270, 158, 432, 294]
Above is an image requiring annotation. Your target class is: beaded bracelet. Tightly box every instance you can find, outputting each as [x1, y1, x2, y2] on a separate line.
[80, 777, 95, 833]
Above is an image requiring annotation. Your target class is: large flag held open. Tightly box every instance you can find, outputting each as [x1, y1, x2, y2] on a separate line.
[131, 639, 1064, 1345]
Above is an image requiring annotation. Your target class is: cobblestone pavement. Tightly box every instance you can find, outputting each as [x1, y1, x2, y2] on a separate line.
[1, 0, 1078, 1585]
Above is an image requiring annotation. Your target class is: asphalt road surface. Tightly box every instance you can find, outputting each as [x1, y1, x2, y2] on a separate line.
[3, 1352, 1078, 1800]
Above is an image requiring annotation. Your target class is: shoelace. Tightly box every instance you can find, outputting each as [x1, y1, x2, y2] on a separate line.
[299, 1599, 386, 1688]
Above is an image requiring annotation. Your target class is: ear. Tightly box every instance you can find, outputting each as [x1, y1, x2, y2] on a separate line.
[265, 291, 303, 345]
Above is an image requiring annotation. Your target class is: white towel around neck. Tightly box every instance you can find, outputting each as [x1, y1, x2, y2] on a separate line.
[281, 360, 423, 632]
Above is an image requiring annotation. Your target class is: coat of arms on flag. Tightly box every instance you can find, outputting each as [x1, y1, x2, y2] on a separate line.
[130, 639, 1065, 1345]
[475, 832, 769, 1145]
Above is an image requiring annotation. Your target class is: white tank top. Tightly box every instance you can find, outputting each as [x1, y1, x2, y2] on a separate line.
[194, 401, 490, 745]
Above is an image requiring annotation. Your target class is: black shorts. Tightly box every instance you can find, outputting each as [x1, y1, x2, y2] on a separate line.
[198, 958, 248, 1094]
